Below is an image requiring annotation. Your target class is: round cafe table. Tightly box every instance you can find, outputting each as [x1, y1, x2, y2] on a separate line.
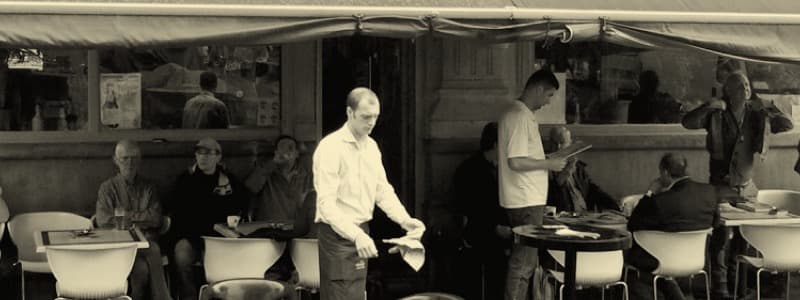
[513, 223, 631, 300]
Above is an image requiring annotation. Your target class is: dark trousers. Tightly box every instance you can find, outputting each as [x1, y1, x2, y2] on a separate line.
[505, 205, 544, 300]
[319, 223, 368, 300]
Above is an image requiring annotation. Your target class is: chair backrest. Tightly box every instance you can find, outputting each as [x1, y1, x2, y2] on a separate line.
[46, 244, 138, 298]
[633, 228, 711, 276]
[548, 250, 624, 286]
[8, 212, 92, 263]
[740, 224, 800, 271]
[203, 236, 286, 284]
[290, 238, 320, 289]
[621, 194, 644, 217]
[0, 193, 9, 223]
[757, 189, 800, 215]
[398, 292, 465, 300]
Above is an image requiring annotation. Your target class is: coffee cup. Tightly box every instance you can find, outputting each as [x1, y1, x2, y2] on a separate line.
[227, 215, 241, 228]
[544, 206, 557, 217]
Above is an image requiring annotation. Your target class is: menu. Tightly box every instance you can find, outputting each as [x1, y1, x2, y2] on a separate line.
[547, 140, 592, 159]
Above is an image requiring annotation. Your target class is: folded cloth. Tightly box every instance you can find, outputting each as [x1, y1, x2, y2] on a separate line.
[383, 236, 425, 271]
[555, 228, 601, 239]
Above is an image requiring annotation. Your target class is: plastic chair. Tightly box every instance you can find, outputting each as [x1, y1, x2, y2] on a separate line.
[545, 250, 629, 300]
[629, 228, 712, 300]
[7, 212, 92, 300]
[733, 224, 800, 300]
[398, 292, 465, 300]
[757, 189, 800, 215]
[621, 194, 644, 217]
[46, 243, 138, 300]
[199, 236, 286, 300]
[290, 238, 320, 298]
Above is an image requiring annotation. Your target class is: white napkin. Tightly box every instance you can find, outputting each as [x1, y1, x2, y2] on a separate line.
[555, 228, 601, 239]
[383, 236, 425, 271]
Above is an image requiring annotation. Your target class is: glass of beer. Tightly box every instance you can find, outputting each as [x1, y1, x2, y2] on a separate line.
[114, 207, 129, 230]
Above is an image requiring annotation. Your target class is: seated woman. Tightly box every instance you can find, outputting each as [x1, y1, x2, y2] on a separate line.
[546, 127, 620, 213]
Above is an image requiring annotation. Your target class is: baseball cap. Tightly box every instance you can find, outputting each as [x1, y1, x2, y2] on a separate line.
[196, 138, 222, 153]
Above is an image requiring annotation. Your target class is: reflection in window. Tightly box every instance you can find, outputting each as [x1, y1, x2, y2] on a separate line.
[99, 46, 280, 130]
[0, 49, 88, 131]
[537, 42, 800, 125]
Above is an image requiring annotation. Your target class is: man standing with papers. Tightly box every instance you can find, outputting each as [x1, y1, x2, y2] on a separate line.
[313, 87, 425, 300]
[498, 69, 566, 300]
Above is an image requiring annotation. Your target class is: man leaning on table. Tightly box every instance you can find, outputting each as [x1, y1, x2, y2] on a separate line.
[627, 153, 719, 300]
[313, 87, 425, 300]
[95, 140, 172, 300]
[498, 69, 567, 300]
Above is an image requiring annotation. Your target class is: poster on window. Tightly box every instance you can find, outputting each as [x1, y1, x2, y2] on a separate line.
[101, 73, 141, 129]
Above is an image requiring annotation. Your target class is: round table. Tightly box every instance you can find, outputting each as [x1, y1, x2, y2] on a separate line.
[513, 223, 632, 300]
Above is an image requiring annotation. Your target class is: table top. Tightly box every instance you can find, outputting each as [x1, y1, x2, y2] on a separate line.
[551, 212, 628, 231]
[35, 227, 149, 253]
[213, 221, 294, 239]
[513, 223, 632, 252]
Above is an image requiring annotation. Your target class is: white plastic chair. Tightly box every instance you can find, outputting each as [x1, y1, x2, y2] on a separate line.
[733, 224, 800, 300]
[0, 191, 8, 260]
[757, 189, 800, 215]
[621, 194, 644, 217]
[46, 244, 138, 300]
[7, 212, 92, 300]
[398, 292, 465, 300]
[630, 228, 712, 300]
[200, 236, 287, 300]
[546, 250, 629, 300]
[290, 238, 320, 298]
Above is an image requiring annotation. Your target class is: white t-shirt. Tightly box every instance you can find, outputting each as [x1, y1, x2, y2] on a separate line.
[498, 100, 548, 208]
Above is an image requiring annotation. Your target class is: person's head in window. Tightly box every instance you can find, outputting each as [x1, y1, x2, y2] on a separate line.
[520, 69, 559, 111]
[195, 138, 222, 175]
[113, 140, 141, 181]
[199, 71, 218, 93]
[657, 152, 689, 189]
[479, 122, 498, 166]
[548, 126, 573, 152]
[346, 87, 380, 139]
[722, 72, 752, 108]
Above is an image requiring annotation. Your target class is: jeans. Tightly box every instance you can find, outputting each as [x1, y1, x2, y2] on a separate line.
[505, 205, 544, 300]
[130, 237, 172, 300]
[173, 239, 199, 300]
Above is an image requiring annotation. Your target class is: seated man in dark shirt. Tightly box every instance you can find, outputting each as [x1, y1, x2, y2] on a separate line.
[546, 127, 620, 213]
[627, 153, 719, 300]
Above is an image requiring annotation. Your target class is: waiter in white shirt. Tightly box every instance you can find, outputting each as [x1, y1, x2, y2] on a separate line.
[313, 87, 425, 300]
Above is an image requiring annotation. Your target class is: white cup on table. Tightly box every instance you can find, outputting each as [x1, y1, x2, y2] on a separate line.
[227, 215, 241, 228]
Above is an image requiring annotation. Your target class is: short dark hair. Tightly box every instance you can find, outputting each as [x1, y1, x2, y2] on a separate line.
[200, 71, 218, 92]
[479, 122, 498, 152]
[274, 135, 298, 148]
[346, 87, 378, 110]
[659, 153, 688, 178]
[524, 69, 560, 91]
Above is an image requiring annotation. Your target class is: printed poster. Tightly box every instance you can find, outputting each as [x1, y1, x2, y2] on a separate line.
[101, 73, 141, 129]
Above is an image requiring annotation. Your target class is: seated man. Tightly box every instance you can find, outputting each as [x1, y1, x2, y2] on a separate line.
[546, 127, 620, 213]
[168, 138, 248, 300]
[627, 153, 719, 300]
[95, 140, 172, 300]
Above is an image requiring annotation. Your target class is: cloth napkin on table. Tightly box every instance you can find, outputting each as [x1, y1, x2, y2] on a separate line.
[555, 228, 601, 239]
[383, 235, 425, 271]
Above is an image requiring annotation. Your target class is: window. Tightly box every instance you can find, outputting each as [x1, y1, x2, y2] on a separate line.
[0, 49, 88, 131]
[99, 45, 281, 130]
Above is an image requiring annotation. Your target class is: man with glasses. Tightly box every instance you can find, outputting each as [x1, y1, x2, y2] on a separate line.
[167, 138, 248, 300]
[95, 140, 172, 300]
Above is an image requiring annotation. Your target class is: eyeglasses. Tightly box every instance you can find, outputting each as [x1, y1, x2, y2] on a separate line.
[196, 148, 221, 156]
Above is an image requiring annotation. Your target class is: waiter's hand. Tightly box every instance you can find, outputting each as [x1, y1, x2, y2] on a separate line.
[354, 234, 378, 259]
[401, 218, 426, 239]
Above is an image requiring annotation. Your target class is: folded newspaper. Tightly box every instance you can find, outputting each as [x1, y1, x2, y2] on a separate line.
[555, 228, 601, 239]
[383, 235, 425, 272]
[547, 140, 592, 159]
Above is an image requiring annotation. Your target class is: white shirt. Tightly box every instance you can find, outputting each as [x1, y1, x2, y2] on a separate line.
[313, 125, 412, 242]
[498, 100, 548, 208]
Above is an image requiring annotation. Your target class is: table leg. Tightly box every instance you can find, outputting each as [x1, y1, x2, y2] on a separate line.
[563, 250, 577, 300]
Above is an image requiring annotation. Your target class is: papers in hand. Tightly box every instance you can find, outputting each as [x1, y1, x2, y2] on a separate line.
[555, 228, 601, 239]
[383, 235, 425, 272]
[547, 140, 592, 159]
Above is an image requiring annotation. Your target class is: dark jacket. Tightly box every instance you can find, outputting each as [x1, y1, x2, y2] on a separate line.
[547, 160, 620, 212]
[626, 178, 719, 272]
[453, 152, 509, 253]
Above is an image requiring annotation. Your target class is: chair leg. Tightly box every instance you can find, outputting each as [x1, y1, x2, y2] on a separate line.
[621, 281, 629, 300]
[198, 284, 207, 300]
[20, 269, 25, 300]
[653, 275, 662, 300]
[559, 283, 564, 300]
[734, 260, 740, 300]
[786, 272, 791, 300]
[756, 268, 764, 300]
[699, 270, 711, 300]
[601, 285, 606, 300]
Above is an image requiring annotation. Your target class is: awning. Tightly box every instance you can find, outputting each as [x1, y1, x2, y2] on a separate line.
[2, 0, 800, 63]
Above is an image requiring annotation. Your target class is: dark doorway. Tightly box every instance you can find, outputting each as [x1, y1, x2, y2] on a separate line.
[321, 36, 421, 298]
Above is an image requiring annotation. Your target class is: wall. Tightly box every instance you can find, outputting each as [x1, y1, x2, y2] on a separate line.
[0, 41, 319, 217]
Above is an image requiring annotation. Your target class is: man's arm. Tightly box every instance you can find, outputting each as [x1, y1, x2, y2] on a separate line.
[627, 195, 660, 232]
[96, 182, 115, 228]
[129, 185, 163, 229]
[508, 157, 566, 172]
[681, 103, 717, 129]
